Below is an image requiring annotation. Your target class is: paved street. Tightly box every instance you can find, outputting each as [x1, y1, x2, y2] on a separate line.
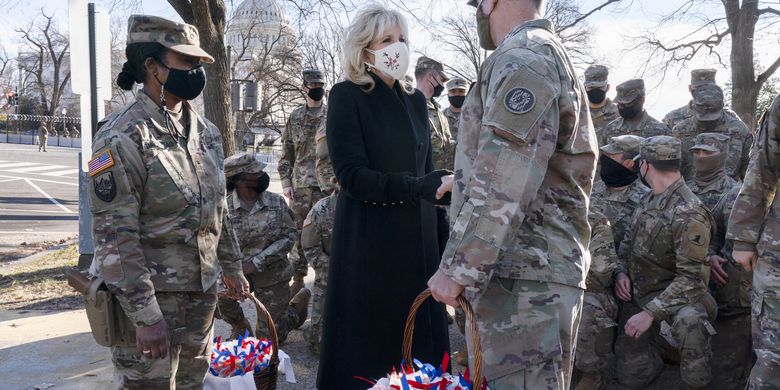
[0, 143, 80, 259]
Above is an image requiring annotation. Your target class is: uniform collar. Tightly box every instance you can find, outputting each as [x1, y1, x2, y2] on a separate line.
[230, 190, 266, 214]
[136, 89, 199, 137]
[648, 177, 685, 210]
[505, 19, 555, 42]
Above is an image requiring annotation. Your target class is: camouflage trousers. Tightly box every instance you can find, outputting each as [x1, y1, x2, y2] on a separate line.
[467, 278, 583, 390]
[615, 297, 715, 388]
[747, 289, 780, 389]
[216, 263, 298, 344]
[111, 287, 217, 390]
[289, 186, 326, 277]
[38, 135, 47, 151]
[303, 254, 329, 353]
[574, 289, 618, 373]
[710, 313, 754, 390]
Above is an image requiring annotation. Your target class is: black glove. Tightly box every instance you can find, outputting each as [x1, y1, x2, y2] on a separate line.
[415, 169, 452, 204]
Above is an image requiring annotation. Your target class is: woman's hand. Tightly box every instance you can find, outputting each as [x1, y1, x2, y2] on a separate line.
[436, 174, 454, 200]
[428, 269, 464, 307]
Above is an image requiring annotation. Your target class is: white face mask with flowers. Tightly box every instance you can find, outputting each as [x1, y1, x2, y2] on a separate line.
[365, 41, 410, 81]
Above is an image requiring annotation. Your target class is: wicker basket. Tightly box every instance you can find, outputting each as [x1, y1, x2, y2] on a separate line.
[402, 289, 483, 388]
[247, 294, 279, 390]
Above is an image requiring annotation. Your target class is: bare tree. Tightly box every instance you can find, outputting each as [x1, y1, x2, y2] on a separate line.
[15, 9, 72, 117]
[629, 0, 780, 129]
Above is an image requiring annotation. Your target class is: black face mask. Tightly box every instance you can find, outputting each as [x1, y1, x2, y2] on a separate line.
[618, 102, 642, 120]
[599, 154, 638, 188]
[156, 60, 206, 101]
[431, 79, 444, 98]
[307, 87, 325, 101]
[587, 89, 607, 104]
[448, 95, 466, 109]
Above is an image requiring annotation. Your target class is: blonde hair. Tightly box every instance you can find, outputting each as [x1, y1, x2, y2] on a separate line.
[342, 3, 410, 92]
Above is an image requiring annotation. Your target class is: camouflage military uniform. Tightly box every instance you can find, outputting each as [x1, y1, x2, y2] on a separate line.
[443, 106, 460, 143]
[440, 18, 596, 388]
[664, 102, 741, 132]
[427, 98, 455, 170]
[599, 79, 671, 147]
[575, 211, 619, 377]
[278, 102, 327, 279]
[727, 93, 780, 390]
[663, 68, 732, 130]
[300, 188, 337, 353]
[314, 124, 335, 195]
[91, 89, 243, 387]
[589, 99, 619, 135]
[583, 65, 619, 135]
[673, 84, 753, 181]
[38, 124, 49, 152]
[615, 136, 716, 389]
[686, 132, 739, 210]
[216, 166, 299, 343]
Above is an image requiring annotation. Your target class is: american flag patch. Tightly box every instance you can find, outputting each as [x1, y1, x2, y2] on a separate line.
[88, 149, 115, 177]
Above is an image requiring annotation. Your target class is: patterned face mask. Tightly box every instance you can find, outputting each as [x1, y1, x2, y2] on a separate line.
[365, 41, 410, 81]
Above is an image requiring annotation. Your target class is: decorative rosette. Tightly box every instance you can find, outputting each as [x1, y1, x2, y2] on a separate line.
[364, 354, 487, 390]
[208, 332, 274, 377]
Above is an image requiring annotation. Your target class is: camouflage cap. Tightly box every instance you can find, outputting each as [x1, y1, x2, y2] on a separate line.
[415, 56, 449, 81]
[446, 77, 469, 91]
[127, 15, 214, 64]
[690, 68, 717, 87]
[692, 84, 724, 121]
[691, 132, 730, 153]
[302, 69, 325, 84]
[584, 65, 609, 88]
[615, 79, 645, 104]
[600, 134, 646, 155]
[640, 135, 681, 162]
[224, 152, 267, 179]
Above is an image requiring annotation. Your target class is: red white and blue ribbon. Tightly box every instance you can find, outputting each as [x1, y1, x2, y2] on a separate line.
[208, 331, 274, 377]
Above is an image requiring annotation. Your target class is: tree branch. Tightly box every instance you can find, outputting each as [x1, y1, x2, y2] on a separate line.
[167, 0, 194, 24]
[757, 55, 780, 87]
[558, 0, 622, 33]
[757, 7, 780, 17]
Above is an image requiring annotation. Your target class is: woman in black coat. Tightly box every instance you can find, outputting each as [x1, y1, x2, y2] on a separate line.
[316, 5, 451, 389]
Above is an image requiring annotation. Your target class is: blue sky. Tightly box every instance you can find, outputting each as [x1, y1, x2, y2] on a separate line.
[0, 0, 776, 118]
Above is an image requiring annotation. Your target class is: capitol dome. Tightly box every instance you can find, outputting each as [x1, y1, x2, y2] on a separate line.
[227, 0, 297, 60]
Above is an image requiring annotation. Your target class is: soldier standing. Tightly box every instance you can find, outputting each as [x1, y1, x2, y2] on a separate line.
[279, 68, 328, 296]
[615, 136, 716, 390]
[599, 79, 670, 147]
[38, 122, 49, 152]
[673, 84, 752, 181]
[89, 15, 249, 388]
[429, 0, 597, 388]
[574, 210, 619, 390]
[727, 93, 780, 389]
[584, 64, 619, 135]
[315, 120, 335, 196]
[687, 133, 755, 389]
[415, 56, 455, 170]
[663, 69, 738, 130]
[300, 180, 338, 354]
[217, 152, 310, 344]
[443, 77, 469, 143]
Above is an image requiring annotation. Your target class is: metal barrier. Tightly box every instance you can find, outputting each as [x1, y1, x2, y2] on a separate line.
[0, 130, 81, 148]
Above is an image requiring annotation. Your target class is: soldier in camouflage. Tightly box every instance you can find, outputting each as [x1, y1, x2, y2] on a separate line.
[686, 132, 753, 388]
[574, 210, 619, 390]
[314, 123, 335, 195]
[415, 56, 455, 170]
[88, 15, 249, 389]
[673, 83, 753, 181]
[279, 68, 328, 296]
[216, 153, 310, 345]
[584, 64, 619, 135]
[662, 69, 739, 130]
[300, 180, 338, 354]
[599, 79, 671, 147]
[686, 132, 737, 210]
[38, 122, 49, 152]
[614, 136, 716, 390]
[727, 93, 780, 389]
[428, 1, 597, 388]
[591, 135, 649, 254]
[443, 77, 469, 143]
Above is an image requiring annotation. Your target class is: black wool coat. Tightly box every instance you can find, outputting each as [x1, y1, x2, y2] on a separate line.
[316, 73, 450, 389]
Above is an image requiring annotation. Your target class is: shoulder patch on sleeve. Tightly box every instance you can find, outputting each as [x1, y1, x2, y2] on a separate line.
[315, 126, 327, 142]
[88, 149, 115, 177]
[93, 171, 117, 202]
[504, 87, 536, 114]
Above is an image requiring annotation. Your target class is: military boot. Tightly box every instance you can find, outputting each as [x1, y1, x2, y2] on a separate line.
[290, 274, 305, 296]
[229, 318, 254, 340]
[290, 287, 311, 329]
[576, 372, 606, 390]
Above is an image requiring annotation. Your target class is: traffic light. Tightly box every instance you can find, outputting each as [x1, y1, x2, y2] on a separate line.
[5, 91, 18, 106]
